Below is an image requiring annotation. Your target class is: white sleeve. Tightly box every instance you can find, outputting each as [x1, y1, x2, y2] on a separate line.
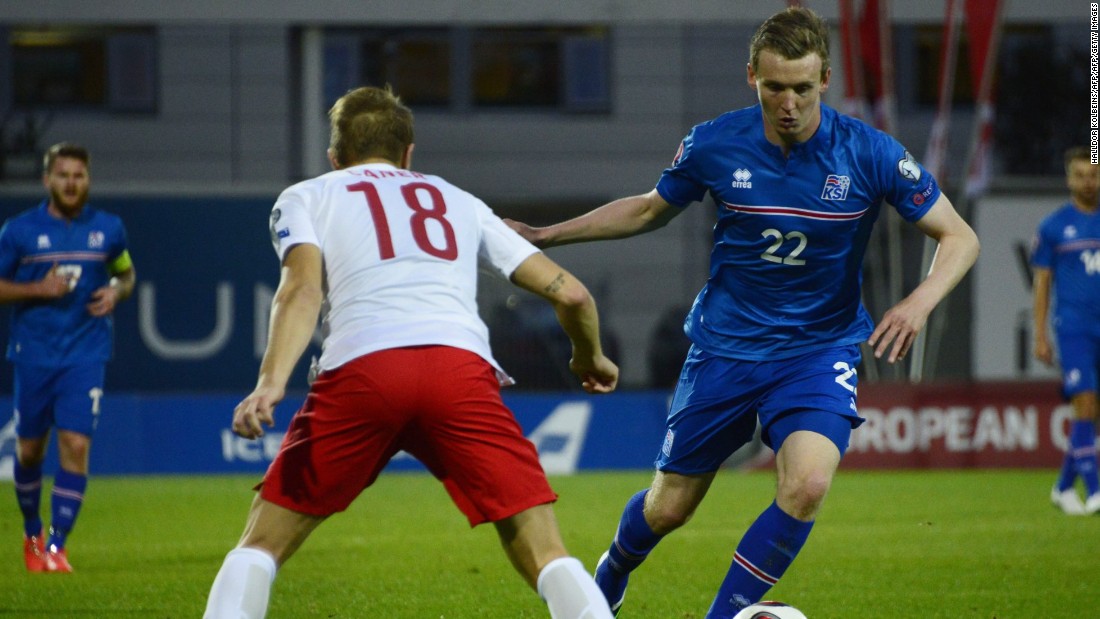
[269, 185, 320, 262]
[475, 201, 540, 279]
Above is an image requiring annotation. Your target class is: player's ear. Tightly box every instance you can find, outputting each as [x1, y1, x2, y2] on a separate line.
[746, 62, 758, 90]
[820, 66, 831, 93]
[327, 149, 340, 170]
[400, 144, 414, 170]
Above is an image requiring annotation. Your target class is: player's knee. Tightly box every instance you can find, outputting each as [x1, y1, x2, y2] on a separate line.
[777, 471, 832, 519]
[16, 442, 47, 467]
[57, 433, 91, 463]
[645, 502, 694, 534]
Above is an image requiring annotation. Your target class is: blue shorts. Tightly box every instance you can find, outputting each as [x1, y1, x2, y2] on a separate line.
[1056, 329, 1100, 399]
[656, 344, 865, 475]
[13, 363, 106, 438]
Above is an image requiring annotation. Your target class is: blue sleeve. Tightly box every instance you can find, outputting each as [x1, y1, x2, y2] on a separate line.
[109, 216, 130, 263]
[876, 134, 939, 222]
[655, 128, 708, 208]
[1030, 217, 1054, 269]
[0, 221, 20, 278]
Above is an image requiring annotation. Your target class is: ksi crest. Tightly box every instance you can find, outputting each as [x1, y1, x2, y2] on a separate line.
[820, 174, 850, 201]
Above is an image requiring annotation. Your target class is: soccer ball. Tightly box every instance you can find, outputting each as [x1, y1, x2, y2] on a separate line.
[731, 601, 808, 619]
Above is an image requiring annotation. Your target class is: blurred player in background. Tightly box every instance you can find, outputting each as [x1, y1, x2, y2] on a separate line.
[0, 142, 136, 572]
[1032, 146, 1100, 515]
[506, 7, 979, 617]
[203, 86, 618, 619]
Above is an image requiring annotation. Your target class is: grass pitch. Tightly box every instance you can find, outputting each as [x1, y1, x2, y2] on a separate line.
[2, 468, 1096, 618]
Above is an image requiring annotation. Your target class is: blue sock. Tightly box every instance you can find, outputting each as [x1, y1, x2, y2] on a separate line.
[605, 490, 664, 574]
[48, 469, 87, 551]
[14, 461, 44, 539]
[1070, 420, 1099, 497]
[1056, 451, 1077, 492]
[706, 501, 813, 619]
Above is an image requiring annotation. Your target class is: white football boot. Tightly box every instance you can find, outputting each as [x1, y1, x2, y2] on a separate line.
[1051, 485, 1086, 515]
[1084, 493, 1100, 515]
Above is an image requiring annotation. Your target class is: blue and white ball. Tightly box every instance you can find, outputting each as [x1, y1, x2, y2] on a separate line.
[732, 601, 808, 619]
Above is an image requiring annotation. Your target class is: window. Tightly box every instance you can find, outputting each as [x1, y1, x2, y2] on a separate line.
[8, 26, 157, 112]
[322, 26, 610, 113]
[993, 25, 1088, 175]
[912, 24, 976, 107]
[325, 29, 451, 109]
[899, 23, 1086, 176]
[471, 27, 609, 111]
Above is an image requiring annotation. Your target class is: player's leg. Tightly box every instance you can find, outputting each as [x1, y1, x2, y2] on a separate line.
[705, 345, 859, 618]
[1069, 391, 1100, 512]
[44, 363, 104, 571]
[15, 435, 49, 572]
[494, 503, 614, 619]
[12, 364, 53, 572]
[1053, 332, 1099, 513]
[595, 345, 757, 615]
[207, 351, 408, 617]
[593, 470, 714, 615]
[42, 429, 91, 572]
[204, 496, 326, 619]
[705, 425, 843, 619]
[405, 347, 609, 617]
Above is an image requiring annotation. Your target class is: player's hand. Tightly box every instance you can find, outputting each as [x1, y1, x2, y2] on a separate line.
[86, 284, 120, 317]
[868, 296, 931, 364]
[569, 354, 619, 394]
[232, 386, 283, 439]
[1033, 336, 1054, 366]
[35, 264, 71, 299]
[503, 218, 545, 247]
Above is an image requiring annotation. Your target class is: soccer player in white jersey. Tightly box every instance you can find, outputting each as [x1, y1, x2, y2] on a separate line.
[203, 86, 619, 619]
[508, 7, 979, 618]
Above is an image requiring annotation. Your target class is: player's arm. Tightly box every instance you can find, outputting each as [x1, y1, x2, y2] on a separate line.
[233, 243, 323, 438]
[0, 264, 71, 304]
[1031, 266, 1054, 366]
[87, 251, 136, 317]
[505, 189, 680, 249]
[510, 252, 619, 393]
[869, 193, 980, 363]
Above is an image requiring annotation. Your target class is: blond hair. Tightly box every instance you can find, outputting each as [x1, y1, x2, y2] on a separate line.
[749, 7, 831, 81]
[328, 86, 414, 167]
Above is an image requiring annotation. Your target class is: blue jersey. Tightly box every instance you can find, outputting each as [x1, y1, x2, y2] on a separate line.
[657, 104, 939, 360]
[0, 201, 130, 366]
[1030, 203, 1100, 334]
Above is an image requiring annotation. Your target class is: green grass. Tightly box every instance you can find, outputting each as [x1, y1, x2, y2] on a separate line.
[2, 469, 1097, 617]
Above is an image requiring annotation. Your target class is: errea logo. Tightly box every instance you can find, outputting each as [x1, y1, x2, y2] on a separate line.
[731, 168, 753, 189]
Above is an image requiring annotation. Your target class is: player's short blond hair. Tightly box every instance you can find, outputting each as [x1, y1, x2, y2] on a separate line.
[328, 86, 414, 167]
[1064, 146, 1094, 171]
[43, 142, 90, 174]
[749, 7, 831, 82]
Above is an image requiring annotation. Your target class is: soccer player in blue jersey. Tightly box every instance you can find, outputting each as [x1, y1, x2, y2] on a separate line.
[506, 7, 980, 617]
[0, 143, 135, 572]
[1033, 146, 1100, 516]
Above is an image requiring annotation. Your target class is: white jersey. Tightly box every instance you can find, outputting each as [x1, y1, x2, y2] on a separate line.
[270, 162, 539, 383]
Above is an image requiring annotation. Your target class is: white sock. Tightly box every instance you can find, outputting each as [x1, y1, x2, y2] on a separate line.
[204, 547, 278, 619]
[536, 556, 615, 619]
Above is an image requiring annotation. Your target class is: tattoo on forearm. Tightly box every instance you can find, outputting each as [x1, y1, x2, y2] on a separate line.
[544, 273, 566, 294]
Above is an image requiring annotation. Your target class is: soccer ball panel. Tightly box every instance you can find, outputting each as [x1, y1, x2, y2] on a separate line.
[731, 601, 809, 619]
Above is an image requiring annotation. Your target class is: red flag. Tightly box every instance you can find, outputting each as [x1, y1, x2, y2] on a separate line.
[923, 0, 963, 182]
[962, 0, 1005, 198]
[858, 0, 896, 132]
[838, 0, 869, 120]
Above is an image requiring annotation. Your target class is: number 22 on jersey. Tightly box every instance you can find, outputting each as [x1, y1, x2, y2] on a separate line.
[347, 180, 458, 261]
